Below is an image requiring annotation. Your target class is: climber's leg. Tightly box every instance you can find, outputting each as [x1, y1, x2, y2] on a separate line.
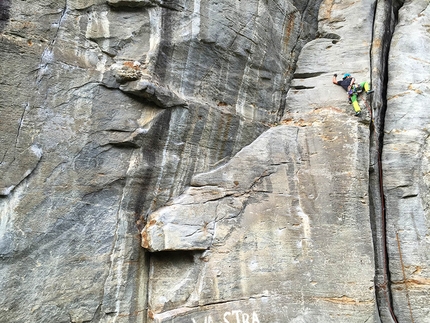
[360, 82, 373, 94]
[351, 94, 361, 113]
[360, 82, 369, 92]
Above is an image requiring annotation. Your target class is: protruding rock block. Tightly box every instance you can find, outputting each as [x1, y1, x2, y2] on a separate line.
[120, 79, 187, 108]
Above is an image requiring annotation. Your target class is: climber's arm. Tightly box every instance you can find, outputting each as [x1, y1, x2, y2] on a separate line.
[348, 77, 356, 90]
[332, 74, 338, 85]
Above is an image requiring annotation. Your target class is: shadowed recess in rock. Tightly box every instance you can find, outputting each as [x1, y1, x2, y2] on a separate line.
[0, 0, 10, 32]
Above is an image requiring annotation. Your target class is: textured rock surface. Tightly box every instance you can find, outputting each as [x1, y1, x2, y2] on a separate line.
[382, 0, 430, 321]
[1, 0, 429, 323]
[0, 0, 317, 322]
[142, 0, 378, 321]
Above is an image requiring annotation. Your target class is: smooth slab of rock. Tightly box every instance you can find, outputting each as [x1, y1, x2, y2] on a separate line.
[145, 114, 376, 322]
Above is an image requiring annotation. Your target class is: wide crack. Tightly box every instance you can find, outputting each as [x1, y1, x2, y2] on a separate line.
[369, 0, 405, 322]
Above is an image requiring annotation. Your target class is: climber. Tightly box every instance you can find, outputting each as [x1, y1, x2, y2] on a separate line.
[332, 73, 374, 116]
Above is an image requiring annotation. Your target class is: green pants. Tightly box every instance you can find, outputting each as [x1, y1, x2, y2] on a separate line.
[350, 82, 370, 113]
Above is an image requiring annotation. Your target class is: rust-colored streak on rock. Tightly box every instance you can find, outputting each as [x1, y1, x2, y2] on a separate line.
[283, 12, 296, 46]
[318, 295, 373, 305]
[320, 0, 334, 22]
[217, 113, 233, 160]
[373, 38, 382, 50]
[141, 230, 150, 249]
[123, 61, 141, 70]
[141, 219, 158, 249]
[392, 278, 430, 289]
[148, 310, 154, 319]
[281, 118, 312, 127]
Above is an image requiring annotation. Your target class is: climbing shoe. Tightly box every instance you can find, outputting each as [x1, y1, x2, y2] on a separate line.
[348, 98, 352, 104]
[366, 89, 374, 95]
[355, 111, 362, 116]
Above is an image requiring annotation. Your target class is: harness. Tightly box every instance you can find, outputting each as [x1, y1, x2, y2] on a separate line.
[348, 84, 363, 96]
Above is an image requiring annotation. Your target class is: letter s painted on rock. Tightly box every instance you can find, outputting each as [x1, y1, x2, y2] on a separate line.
[222, 310, 260, 323]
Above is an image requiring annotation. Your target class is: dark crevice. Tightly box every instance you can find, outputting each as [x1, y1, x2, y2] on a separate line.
[369, 0, 405, 322]
[0, 0, 11, 32]
[107, 1, 156, 10]
[158, 1, 184, 11]
[87, 304, 102, 322]
[108, 141, 140, 149]
[290, 85, 315, 90]
[317, 32, 341, 40]
[293, 71, 325, 79]
[401, 194, 418, 199]
[149, 249, 200, 262]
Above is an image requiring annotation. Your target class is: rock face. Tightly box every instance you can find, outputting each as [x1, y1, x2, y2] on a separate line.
[144, 121, 375, 322]
[0, 0, 429, 323]
[382, 0, 430, 321]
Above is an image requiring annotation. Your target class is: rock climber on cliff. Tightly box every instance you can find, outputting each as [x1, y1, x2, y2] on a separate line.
[332, 73, 373, 116]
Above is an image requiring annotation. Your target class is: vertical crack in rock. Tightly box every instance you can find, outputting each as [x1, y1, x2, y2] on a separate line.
[0, 101, 42, 196]
[100, 162, 149, 321]
[101, 184, 127, 319]
[369, 0, 404, 322]
[0, 103, 30, 169]
[36, 1, 67, 85]
[53, 2, 68, 45]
